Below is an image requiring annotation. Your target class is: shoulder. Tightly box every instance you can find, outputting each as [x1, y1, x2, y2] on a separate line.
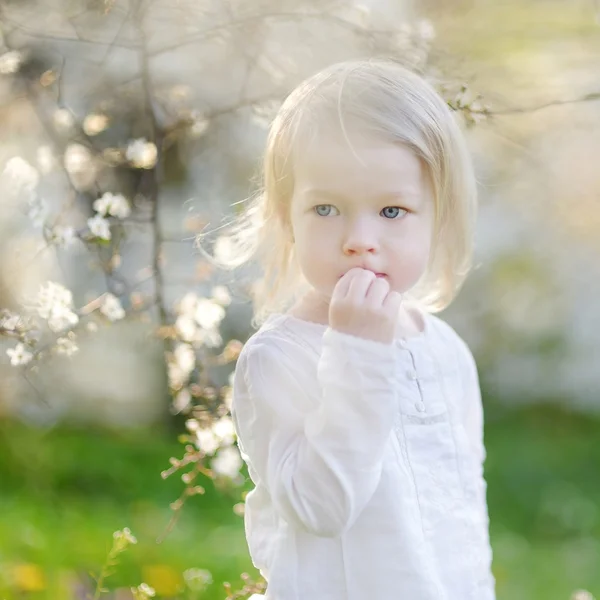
[233, 317, 321, 417]
[236, 316, 316, 383]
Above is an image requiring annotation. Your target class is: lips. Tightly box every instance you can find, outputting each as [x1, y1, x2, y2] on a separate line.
[339, 270, 387, 279]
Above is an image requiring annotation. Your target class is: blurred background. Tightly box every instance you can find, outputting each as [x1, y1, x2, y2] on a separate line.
[0, 0, 599, 598]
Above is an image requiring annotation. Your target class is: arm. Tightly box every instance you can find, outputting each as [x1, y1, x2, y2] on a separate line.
[231, 327, 401, 538]
[461, 342, 495, 574]
[461, 346, 487, 476]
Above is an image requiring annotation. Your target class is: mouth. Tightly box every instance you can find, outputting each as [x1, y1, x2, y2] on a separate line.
[339, 271, 387, 279]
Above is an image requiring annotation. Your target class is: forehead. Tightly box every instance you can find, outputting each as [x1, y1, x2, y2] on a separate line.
[291, 130, 426, 197]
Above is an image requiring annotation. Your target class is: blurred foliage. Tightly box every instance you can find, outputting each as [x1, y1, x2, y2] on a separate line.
[1, 401, 599, 599]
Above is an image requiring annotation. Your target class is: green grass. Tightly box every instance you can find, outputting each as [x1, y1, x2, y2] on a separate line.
[0, 403, 599, 599]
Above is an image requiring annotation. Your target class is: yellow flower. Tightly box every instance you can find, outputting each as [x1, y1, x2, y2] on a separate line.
[11, 563, 46, 592]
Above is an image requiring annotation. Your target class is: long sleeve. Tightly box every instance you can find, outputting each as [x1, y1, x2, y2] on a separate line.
[231, 327, 401, 538]
[460, 342, 496, 588]
[461, 346, 486, 473]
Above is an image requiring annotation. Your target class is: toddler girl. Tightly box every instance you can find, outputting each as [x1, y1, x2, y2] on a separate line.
[223, 59, 495, 599]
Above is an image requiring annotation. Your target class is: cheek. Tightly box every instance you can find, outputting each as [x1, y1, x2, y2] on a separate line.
[389, 231, 432, 279]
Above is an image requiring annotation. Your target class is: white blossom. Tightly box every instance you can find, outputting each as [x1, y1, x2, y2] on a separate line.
[195, 428, 220, 455]
[37, 145, 57, 174]
[172, 388, 192, 413]
[49, 226, 76, 248]
[88, 214, 111, 240]
[211, 285, 231, 306]
[126, 138, 157, 169]
[83, 113, 109, 136]
[6, 343, 33, 366]
[53, 108, 75, 131]
[93, 192, 130, 219]
[183, 568, 213, 591]
[173, 343, 195, 375]
[37, 282, 73, 317]
[195, 327, 222, 348]
[571, 592, 595, 600]
[0, 50, 23, 74]
[168, 362, 188, 390]
[177, 292, 199, 316]
[47, 307, 79, 332]
[113, 527, 137, 545]
[36, 282, 79, 332]
[211, 445, 242, 478]
[3, 157, 40, 192]
[0, 311, 21, 331]
[100, 293, 125, 321]
[64, 143, 94, 178]
[175, 314, 197, 342]
[55, 336, 79, 357]
[194, 298, 225, 330]
[135, 583, 155, 599]
[212, 416, 236, 446]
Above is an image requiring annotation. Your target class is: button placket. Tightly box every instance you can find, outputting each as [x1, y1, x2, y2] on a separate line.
[407, 349, 426, 411]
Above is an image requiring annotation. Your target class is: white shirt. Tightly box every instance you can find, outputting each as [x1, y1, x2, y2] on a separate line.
[231, 309, 496, 600]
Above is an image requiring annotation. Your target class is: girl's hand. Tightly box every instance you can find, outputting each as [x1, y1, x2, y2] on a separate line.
[329, 267, 403, 344]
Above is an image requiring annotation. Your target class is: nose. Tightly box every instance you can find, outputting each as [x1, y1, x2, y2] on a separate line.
[342, 219, 379, 256]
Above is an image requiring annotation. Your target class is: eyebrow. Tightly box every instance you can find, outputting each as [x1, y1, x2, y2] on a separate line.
[301, 188, 419, 205]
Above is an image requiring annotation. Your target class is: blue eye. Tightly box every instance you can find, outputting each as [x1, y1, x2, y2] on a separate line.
[381, 206, 406, 219]
[314, 204, 335, 216]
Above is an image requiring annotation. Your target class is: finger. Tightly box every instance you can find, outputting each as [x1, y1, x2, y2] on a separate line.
[382, 290, 403, 314]
[331, 268, 357, 300]
[364, 277, 390, 307]
[346, 269, 376, 300]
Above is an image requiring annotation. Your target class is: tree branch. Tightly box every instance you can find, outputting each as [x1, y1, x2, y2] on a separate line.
[489, 92, 600, 115]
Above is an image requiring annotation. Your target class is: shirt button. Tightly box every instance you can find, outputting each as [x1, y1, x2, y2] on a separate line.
[415, 401, 426, 412]
[407, 370, 418, 380]
[398, 338, 408, 347]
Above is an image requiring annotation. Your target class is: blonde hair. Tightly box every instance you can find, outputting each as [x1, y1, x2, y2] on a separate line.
[200, 58, 477, 329]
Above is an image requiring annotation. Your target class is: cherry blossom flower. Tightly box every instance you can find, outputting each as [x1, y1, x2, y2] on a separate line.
[36, 282, 79, 332]
[3, 157, 40, 192]
[55, 336, 79, 357]
[175, 314, 196, 342]
[173, 343, 195, 375]
[211, 445, 242, 478]
[6, 343, 33, 366]
[49, 226, 76, 248]
[212, 416, 236, 446]
[100, 293, 125, 321]
[211, 285, 231, 306]
[195, 428, 220, 455]
[83, 113, 109, 136]
[93, 192, 131, 219]
[0, 51, 23, 74]
[87, 214, 111, 240]
[133, 583, 155, 599]
[0, 310, 21, 331]
[183, 568, 213, 591]
[194, 297, 225, 330]
[126, 138, 157, 169]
